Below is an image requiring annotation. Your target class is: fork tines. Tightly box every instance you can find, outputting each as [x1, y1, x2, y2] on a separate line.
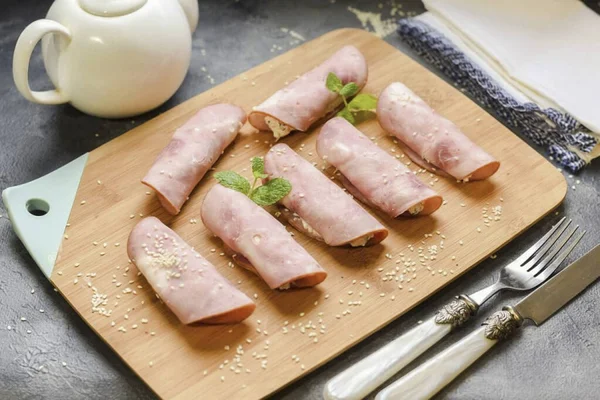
[519, 217, 585, 278]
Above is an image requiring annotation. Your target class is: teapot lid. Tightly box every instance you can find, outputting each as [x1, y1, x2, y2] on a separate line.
[79, 0, 148, 17]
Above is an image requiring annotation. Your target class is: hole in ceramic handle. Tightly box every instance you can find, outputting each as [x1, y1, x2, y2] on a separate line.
[26, 198, 50, 216]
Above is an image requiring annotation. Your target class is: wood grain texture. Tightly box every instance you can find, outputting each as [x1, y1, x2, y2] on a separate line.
[50, 29, 566, 400]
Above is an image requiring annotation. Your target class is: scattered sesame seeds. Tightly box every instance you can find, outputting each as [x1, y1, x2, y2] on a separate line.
[80, 200, 86, 205]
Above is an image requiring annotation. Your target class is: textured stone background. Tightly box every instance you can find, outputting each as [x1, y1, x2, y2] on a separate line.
[1, 1, 599, 399]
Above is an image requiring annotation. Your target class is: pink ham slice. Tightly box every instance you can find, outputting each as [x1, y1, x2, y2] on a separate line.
[248, 46, 368, 139]
[201, 184, 327, 290]
[127, 217, 255, 324]
[142, 104, 246, 215]
[317, 117, 443, 218]
[377, 82, 500, 181]
[264, 143, 388, 246]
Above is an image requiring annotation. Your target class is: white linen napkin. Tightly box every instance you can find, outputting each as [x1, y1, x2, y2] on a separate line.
[423, 0, 600, 134]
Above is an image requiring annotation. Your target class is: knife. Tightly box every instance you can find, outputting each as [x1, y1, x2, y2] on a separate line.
[375, 242, 599, 400]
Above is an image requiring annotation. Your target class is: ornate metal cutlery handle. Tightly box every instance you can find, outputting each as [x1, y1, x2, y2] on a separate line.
[483, 306, 523, 340]
[434, 295, 479, 328]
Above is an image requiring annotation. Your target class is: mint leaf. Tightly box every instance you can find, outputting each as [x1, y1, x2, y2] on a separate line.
[249, 178, 292, 206]
[251, 157, 268, 179]
[337, 107, 356, 124]
[214, 171, 251, 195]
[339, 82, 359, 98]
[326, 72, 343, 93]
[348, 93, 378, 112]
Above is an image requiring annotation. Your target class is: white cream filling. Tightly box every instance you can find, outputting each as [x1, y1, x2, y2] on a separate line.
[300, 218, 320, 238]
[408, 202, 425, 215]
[349, 234, 373, 247]
[265, 116, 293, 140]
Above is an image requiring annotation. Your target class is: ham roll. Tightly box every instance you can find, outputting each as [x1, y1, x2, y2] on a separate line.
[127, 217, 255, 324]
[264, 143, 388, 246]
[142, 104, 246, 215]
[378, 82, 500, 181]
[201, 184, 327, 290]
[248, 45, 368, 139]
[317, 117, 443, 218]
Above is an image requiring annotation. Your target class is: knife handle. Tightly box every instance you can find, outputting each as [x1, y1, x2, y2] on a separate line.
[323, 297, 477, 400]
[375, 308, 522, 400]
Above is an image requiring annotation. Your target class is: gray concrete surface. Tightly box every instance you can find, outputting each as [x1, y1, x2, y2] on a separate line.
[1, 1, 599, 399]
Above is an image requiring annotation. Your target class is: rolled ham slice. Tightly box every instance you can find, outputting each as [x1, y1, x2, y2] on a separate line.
[201, 184, 327, 290]
[127, 217, 255, 324]
[142, 104, 246, 215]
[248, 45, 368, 139]
[264, 143, 388, 246]
[317, 117, 443, 218]
[377, 82, 500, 181]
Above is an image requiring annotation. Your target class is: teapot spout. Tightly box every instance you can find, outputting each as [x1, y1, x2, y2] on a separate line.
[177, 0, 199, 33]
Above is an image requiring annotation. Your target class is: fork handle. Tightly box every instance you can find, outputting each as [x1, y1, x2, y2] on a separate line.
[323, 297, 477, 400]
[375, 308, 522, 400]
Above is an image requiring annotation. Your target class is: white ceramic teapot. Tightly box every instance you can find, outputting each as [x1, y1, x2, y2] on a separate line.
[13, 0, 199, 118]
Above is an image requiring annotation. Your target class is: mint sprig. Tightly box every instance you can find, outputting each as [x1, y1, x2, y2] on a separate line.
[214, 157, 292, 206]
[325, 72, 377, 124]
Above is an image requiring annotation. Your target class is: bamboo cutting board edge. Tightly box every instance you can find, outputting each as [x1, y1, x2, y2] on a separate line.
[5, 28, 567, 400]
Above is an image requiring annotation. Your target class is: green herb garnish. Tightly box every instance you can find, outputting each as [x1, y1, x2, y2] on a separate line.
[325, 72, 378, 124]
[214, 157, 292, 206]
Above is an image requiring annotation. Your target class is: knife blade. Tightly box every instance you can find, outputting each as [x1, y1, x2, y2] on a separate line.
[514, 243, 600, 325]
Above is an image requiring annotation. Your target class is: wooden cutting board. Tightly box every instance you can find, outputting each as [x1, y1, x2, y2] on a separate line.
[14, 29, 567, 399]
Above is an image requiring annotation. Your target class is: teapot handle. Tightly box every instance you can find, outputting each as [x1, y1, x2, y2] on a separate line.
[13, 19, 71, 105]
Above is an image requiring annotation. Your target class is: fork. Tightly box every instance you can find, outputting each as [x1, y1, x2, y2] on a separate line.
[324, 217, 574, 400]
